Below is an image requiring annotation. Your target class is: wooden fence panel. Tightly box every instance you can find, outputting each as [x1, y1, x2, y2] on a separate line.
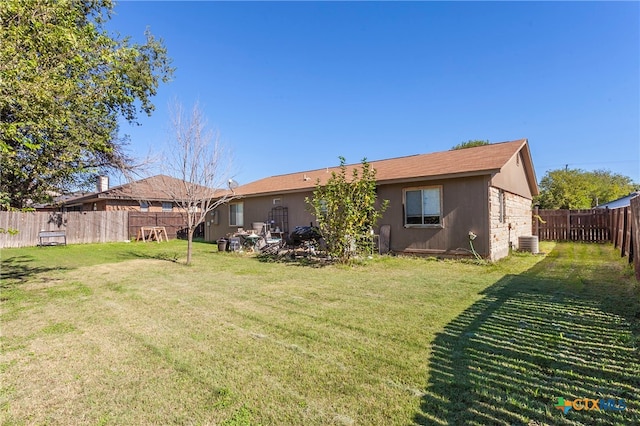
[622, 207, 631, 258]
[535, 209, 610, 242]
[65, 211, 129, 244]
[609, 206, 631, 258]
[535, 203, 638, 280]
[0, 211, 128, 248]
[0, 211, 207, 248]
[536, 209, 566, 240]
[0, 211, 51, 248]
[611, 208, 620, 248]
[630, 196, 640, 280]
[128, 212, 190, 240]
[620, 208, 627, 249]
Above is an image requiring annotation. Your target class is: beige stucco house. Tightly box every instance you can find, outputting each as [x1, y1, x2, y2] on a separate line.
[204, 139, 538, 260]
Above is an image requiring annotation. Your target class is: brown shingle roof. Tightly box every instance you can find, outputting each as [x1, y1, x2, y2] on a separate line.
[235, 139, 535, 196]
[64, 175, 219, 204]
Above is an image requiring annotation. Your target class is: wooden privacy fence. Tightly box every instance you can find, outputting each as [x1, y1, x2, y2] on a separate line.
[534, 208, 610, 242]
[129, 212, 185, 240]
[0, 211, 192, 248]
[631, 197, 640, 281]
[534, 200, 639, 281]
[611, 206, 632, 259]
[612, 197, 639, 281]
[0, 211, 129, 248]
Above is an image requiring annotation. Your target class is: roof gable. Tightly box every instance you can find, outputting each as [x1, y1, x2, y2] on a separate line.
[235, 139, 537, 196]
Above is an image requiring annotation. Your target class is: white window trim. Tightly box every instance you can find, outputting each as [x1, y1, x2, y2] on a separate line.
[403, 185, 443, 228]
[229, 202, 244, 227]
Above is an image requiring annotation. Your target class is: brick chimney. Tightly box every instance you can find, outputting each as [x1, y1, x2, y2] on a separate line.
[97, 176, 109, 193]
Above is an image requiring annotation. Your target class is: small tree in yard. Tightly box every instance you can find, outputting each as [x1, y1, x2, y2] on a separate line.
[163, 101, 236, 264]
[306, 157, 388, 264]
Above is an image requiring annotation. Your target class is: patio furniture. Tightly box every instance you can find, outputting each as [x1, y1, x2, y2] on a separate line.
[243, 233, 262, 251]
[38, 230, 67, 246]
[228, 237, 242, 251]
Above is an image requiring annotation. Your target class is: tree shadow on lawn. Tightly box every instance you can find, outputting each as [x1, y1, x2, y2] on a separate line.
[0, 255, 70, 288]
[121, 250, 182, 263]
[415, 248, 640, 425]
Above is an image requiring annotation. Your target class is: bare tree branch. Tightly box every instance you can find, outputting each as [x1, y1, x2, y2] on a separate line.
[161, 100, 238, 264]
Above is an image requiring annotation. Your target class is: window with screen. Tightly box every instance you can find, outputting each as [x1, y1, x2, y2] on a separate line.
[404, 186, 442, 227]
[229, 202, 244, 227]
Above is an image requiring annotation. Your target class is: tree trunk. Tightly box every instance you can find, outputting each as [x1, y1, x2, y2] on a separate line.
[186, 227, 194, 265]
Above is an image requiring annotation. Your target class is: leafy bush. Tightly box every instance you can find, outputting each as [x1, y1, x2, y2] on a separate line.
[306, 157, 388, 263]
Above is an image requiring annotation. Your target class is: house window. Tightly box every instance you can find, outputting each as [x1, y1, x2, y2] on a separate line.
[140, 201, 149, 212]
[318, 199, 328, 216]
[162, 202, 173, 212]
[404, 186, 442, 227]
[229, 202, 244, 227]
[273, 197, 282, 205]
[498, 190, 506, 223]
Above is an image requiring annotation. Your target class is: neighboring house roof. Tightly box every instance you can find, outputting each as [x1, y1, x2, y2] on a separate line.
[33, 191, 94, 209]
[234, 139, 538, 197]
[62, 175, 218, 206]
[595, 192, 640, 209]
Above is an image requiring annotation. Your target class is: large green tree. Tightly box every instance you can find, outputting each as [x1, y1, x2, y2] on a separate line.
[0, 0, 173, 209]
[535, 168, 637, 209]
[451, 139, 490, 150]
[306, 158, 388, 263]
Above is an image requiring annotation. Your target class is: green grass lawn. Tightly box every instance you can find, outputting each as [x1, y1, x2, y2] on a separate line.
[1, 241, 638, 425]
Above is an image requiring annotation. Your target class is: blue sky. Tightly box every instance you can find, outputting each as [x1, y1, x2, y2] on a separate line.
[108, 1, 639, 187]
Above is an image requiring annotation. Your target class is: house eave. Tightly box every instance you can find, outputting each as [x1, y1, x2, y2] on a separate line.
[232, 169, 500, 199]
[376, 169, 499, 186]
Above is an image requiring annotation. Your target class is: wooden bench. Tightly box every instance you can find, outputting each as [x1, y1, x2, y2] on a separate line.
[38, 230, 67, 246]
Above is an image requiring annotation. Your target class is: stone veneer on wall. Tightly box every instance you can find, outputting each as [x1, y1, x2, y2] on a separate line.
[488, 187, 533, 261]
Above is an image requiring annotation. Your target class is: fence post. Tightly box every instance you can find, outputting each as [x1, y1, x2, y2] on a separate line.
[630, 196, 640, 281]
[621, 207, 628, 258]
[612, 210, 617, 246]
[627, 207, 632, 259]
